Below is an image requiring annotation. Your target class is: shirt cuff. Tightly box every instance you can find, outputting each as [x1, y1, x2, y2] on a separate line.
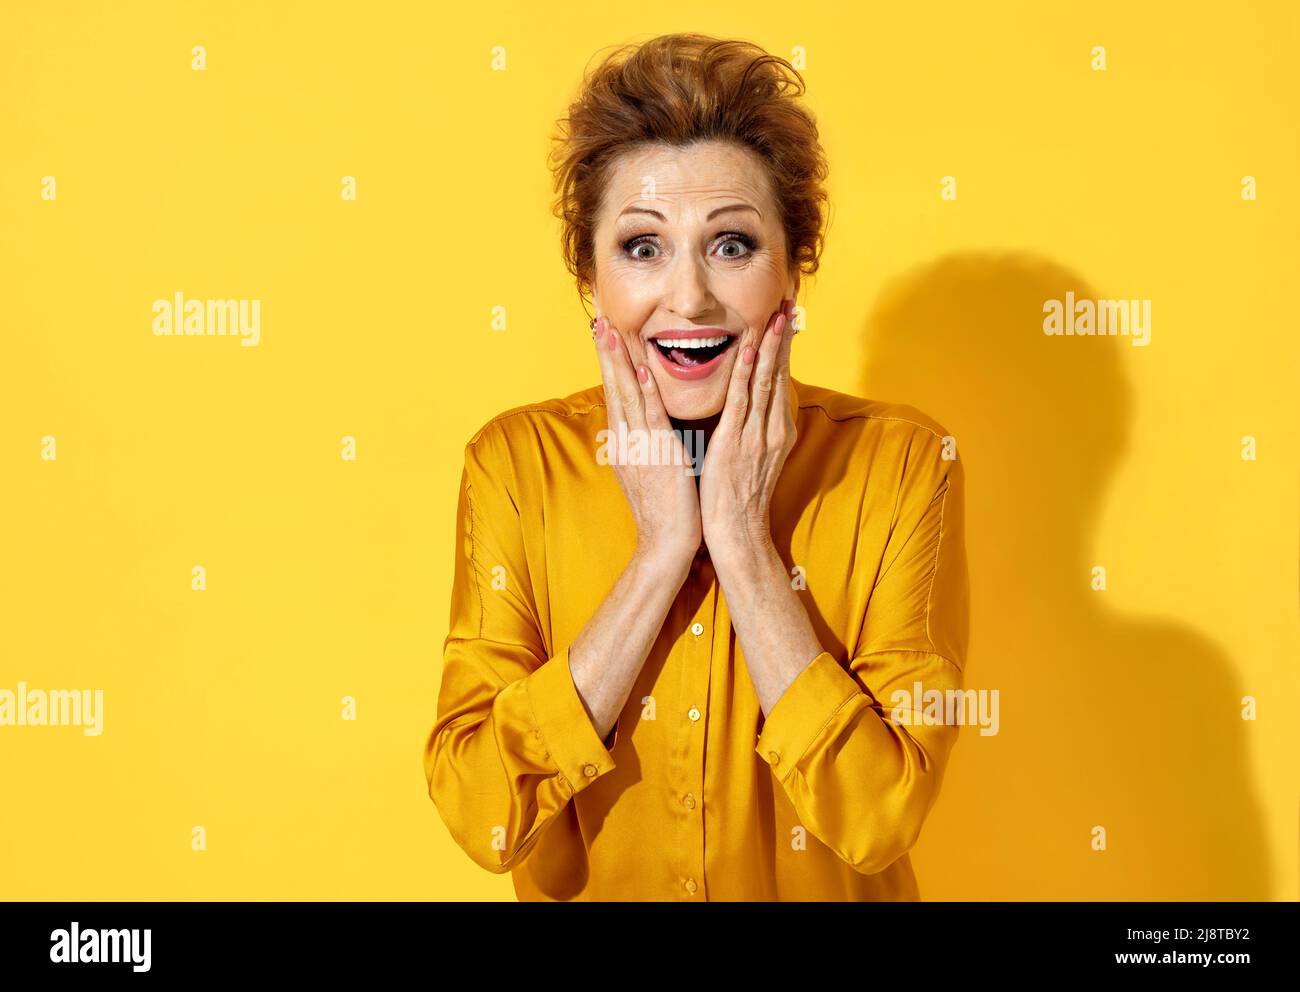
[526, 645, 618, 795]
[755, 651, 863, 781]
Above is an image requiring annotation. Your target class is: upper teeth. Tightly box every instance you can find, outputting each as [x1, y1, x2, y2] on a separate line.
[655, 335, 729, 349]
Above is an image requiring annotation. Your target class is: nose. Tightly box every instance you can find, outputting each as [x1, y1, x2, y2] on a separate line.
[664, 251, 717, 321]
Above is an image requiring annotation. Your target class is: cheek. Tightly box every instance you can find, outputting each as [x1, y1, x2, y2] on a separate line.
[621, 330, 646, 357]
[595, 266, 652, 319]
[727, 268, 787, 329]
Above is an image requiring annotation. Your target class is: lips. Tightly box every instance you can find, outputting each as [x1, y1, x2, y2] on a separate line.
[647, 330, 739, 381]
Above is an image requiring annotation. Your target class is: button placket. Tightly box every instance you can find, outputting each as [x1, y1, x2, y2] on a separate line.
[679, 555, 716, 900]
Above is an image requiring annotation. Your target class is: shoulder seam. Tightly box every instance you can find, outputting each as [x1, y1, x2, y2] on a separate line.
[799, 402, 949, 442]
[854, 647, 963, 675]
[923, 483, 950, 656]
[463, 477, 485, 639]
[467, 393, 605, 446]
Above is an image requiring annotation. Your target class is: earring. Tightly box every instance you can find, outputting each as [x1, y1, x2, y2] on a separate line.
[589, 317, 598, 339]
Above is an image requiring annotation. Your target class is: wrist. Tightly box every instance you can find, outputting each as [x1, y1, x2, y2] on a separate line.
[706, 521, 775, 570]
[632, 539, 696, 581]
[708, 532, 779, 582]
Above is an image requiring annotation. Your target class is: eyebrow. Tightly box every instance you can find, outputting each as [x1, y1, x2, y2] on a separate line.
[617, 203, 761, 222]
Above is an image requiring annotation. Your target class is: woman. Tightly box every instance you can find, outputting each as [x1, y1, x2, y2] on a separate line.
[423, 33, 969, 901]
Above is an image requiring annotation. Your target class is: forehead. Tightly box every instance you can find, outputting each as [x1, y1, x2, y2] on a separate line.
[599, 140, 776, 222]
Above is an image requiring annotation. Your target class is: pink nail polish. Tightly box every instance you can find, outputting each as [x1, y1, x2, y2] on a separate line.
[637, 366, 648, 383]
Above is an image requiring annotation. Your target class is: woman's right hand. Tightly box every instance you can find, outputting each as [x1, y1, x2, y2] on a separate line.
[594, 316, 702, 571]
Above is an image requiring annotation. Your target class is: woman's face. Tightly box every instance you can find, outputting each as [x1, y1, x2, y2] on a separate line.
[589, 139, 799, 422]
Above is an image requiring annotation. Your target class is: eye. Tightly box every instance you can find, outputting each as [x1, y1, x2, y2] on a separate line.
[621, 235, 660, 260]
[714, 231, 757, 259]
[619, 230, 759, 261]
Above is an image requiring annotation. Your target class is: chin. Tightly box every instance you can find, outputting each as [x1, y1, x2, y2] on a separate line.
[660, 386, 726, 422]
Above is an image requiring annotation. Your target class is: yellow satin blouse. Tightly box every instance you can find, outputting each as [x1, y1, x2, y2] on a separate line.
[424, 377, 969, 900]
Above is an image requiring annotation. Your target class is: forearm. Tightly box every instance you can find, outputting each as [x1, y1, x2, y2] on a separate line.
[711, 537, 824, 715]
[568, 547, 692, 740]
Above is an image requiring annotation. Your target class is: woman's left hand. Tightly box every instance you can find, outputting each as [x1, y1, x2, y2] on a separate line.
[699, 297, 797, 565]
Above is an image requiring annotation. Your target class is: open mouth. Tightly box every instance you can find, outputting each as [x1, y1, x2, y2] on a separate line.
[651, 334, 738, 369]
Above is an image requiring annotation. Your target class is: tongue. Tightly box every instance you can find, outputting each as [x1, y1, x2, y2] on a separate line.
[669, 347, 704, 367]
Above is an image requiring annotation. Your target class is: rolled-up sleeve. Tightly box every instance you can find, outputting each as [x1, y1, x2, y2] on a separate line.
[755, 425, 969, 876]
[424, 422, 618, 875]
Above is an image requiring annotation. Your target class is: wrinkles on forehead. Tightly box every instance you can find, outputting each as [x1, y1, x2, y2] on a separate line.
[598, 141, 777, 229]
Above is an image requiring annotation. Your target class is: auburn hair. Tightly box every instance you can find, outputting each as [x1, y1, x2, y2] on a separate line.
[549, 33, 830, 305]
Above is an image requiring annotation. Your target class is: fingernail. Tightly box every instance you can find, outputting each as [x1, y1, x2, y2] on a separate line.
[636, 366, 648, 383]
[607, 327, 617, 351]
[773, 313, 785, 336]
[743, 346, 756, 365]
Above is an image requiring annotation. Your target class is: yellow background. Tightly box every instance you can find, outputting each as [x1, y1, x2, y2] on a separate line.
[2, 1, 1296, 899]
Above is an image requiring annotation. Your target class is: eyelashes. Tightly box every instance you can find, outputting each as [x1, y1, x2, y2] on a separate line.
[619, 231, 758, 261]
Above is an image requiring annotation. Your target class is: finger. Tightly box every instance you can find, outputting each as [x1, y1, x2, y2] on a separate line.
[606, 322, 649, 437]
[717, 320, 763, 439]
[768, 298, 796, 438]
[637, 339, 672, 433]
[636, 346, 692, 471]
[594, 317, 628, 435]
[744, 305, 786, 443]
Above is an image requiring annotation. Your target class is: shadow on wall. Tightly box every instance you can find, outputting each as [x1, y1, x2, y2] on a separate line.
[859, 251, 1271, 900]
